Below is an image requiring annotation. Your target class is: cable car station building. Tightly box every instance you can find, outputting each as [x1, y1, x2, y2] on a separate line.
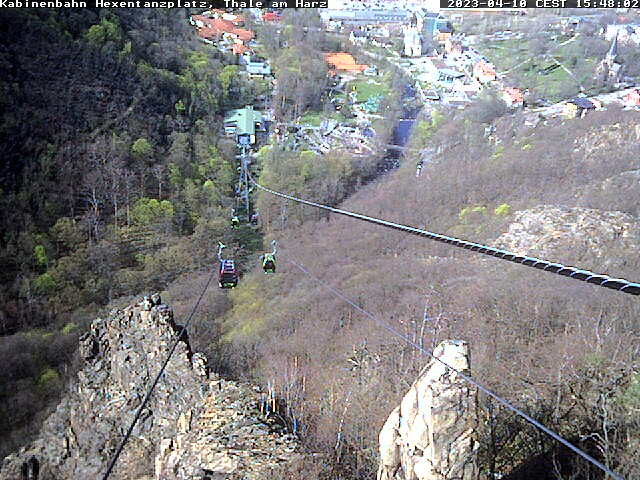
[223, 105, 264, 147]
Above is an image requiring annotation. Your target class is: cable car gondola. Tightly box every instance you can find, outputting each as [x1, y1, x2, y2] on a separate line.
[219, 259, 238, 288]
[217, 242, 238, 288]
[261, 240, 277, 275]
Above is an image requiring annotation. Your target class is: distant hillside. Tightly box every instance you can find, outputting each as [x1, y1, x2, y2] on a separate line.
[214, 106, 640, 478]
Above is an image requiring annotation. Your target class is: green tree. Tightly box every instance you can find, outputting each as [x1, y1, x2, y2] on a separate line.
[34, 245, 47, 268]
[36, 367, 59, 391]
[178, 51, 223, 123]
[35, 272, 56, 296]
[129, 197, 175, 248]
[49, 217, 84, 253]
[217, 64, 238, 109]
[85, 18, 121, 45]
[274, 47, 327, 120]
[131, 198, 174, 227]
[131, 138, 152, 160]
[494, 203, 510, 216]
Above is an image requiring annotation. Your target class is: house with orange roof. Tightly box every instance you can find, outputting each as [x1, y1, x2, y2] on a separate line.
[194, 17, 234, 38]
[230, 28, 253, 43]
[191, 13, 230, 28]
[473, 62, 496, 84]
[191, 14, 207, 27]
[324, 52, 368, 74]
[262, 11, 282, 22]
[191, 13, 254, 56]
[224, 13, 245, 26]
[502, 87, 523, 107]
[233, 42, 249, 55]
[436, 26, 453, 44]
[624, 89, 640, 106]
[196, 27, 217, 43]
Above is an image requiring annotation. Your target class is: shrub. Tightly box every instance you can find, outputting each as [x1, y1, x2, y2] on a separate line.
[36, 367, 59, 391]
[472, 205, 487, 215]
[491, 144, 504, 159]
[459, 205, 487, 222]
[61, 322, 77, 334]
[35, 272, 56, 296]
[494, 203, 510, 216]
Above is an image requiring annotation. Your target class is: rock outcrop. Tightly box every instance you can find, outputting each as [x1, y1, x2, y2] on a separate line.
[494, 205, 638, 265]
[378, 340, 477, 480]
[1, 296, 300, 480]
[572, 122, 640, 159]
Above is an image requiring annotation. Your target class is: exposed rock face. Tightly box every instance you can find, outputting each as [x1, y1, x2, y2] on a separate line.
[572, 122, 640, 159]
[378, 340, 477, 480]
[1, 297, 300, 480]
[494, 205, 638, 265]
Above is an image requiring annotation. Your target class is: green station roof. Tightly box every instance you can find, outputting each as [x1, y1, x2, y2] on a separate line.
[224, 106, 262, 136]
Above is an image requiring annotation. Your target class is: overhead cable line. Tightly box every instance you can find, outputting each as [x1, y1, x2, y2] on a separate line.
[279, 249, 624, 480]
[250, 175, 640, 296]
[101, 270, 216, 480]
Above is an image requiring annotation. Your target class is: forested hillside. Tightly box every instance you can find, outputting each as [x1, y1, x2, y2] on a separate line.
[0, 7, 388, 465]
[3, 7, 640, 480]
[0, 7, 247, 459]
[217, 106, 640, 478]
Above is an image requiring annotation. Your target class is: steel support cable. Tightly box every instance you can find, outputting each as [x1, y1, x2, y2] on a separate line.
[101, 270, 216, 480]
[279, 250, 623, 480]
[250, 176, 640, 296]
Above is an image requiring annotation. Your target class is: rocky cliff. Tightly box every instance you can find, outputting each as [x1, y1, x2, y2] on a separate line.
[494, 205, 638, 267]
[1, 297, 300, 480]
[377, 340, 477, 480]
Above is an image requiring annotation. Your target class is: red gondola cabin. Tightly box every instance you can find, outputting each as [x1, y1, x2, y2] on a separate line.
[219, 259, 238, 288]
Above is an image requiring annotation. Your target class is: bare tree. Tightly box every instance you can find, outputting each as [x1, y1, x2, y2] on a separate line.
[151, 163, 167, 200]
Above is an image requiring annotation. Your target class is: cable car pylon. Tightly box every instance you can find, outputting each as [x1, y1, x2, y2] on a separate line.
[236, 145, 252, 224]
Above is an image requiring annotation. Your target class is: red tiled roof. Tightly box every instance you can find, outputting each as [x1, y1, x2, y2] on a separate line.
[231, 28, 253, 42]
[198, 17, 234, 33]
[197, 27, 217, 40]
[625, 89, 640, 105]
[195, 17, 253, 43]
[474, 62, 494, 74]
[503, 87, 523, 103]
[262, 12, 282, 21]
[473, 62, 496, 80]
[233, 43, 249, 55]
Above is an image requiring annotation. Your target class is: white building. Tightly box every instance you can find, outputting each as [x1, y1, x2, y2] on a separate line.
[404, 25, 422, 57]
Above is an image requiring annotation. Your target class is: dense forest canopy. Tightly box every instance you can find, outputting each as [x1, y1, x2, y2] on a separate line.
[1, 8, 215, 327]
